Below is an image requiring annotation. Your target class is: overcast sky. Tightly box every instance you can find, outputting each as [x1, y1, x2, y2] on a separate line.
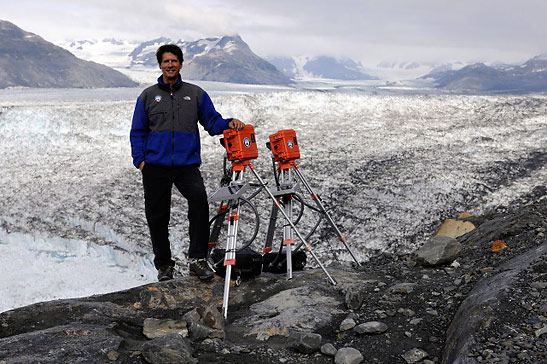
[2, 0, 546, 66]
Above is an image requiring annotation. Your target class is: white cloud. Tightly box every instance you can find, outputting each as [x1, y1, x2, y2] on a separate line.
[1, 0, 546, 65]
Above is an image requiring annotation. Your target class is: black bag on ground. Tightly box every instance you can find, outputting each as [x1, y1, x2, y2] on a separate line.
[209, 247, 263, 278]
[262, 250, 307, 273]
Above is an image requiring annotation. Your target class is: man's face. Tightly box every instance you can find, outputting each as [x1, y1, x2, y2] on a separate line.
[159, 52, 182, 82]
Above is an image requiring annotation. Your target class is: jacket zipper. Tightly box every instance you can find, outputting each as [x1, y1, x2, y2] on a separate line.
[171, 88, 175, 166]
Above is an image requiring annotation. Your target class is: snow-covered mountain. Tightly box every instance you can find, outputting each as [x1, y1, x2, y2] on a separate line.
[58, 38, 140, 68]
[59, 38, 379, 83]
[371, 61, 467, 82]
[60, 35, 291, 85]
[267, 55, 378, 81]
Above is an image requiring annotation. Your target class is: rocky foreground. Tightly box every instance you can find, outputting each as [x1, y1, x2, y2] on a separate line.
[1, 194, 546, 364]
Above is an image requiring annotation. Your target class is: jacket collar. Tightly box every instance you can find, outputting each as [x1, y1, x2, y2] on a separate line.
[157, 74, 182, 91]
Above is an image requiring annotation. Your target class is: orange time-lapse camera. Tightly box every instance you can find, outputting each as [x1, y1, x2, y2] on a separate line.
[269, 129, 300, 162]
[223, 124, 258, 162]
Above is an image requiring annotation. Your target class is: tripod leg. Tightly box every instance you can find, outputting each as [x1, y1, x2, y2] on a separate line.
[249, 164, 337, 286]
[222, 207, 240, 319]
[293, 166, 361, 266]
[263, 201, 279, 254]
[222, 264, 232, 319]
[285, 239, 293, 279]
[209, 202, 228, 252]
[283, 194, 294, 280]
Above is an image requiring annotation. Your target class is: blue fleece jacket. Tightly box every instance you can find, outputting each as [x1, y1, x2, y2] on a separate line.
[130, 75, 231, 168]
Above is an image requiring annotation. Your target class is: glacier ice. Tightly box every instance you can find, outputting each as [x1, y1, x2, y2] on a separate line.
[0, 87, 546, 312]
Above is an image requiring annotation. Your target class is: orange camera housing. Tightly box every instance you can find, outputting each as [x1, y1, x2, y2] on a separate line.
[269, 129, 300, 162]
[223, 124, 258, 161]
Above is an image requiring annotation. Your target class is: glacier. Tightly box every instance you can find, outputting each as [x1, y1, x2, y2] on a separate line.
[0, 85, 546, 313]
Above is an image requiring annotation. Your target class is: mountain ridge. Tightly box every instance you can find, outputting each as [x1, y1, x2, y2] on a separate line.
[0, 20, 138, 89]
[114, 35, 291, 85]
[420, 57, 547, 93]
[60, 36, 380, 83]
[15, 22, 546, 91]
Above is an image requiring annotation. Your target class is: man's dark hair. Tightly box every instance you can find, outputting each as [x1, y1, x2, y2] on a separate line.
[156, 44, 184, 64]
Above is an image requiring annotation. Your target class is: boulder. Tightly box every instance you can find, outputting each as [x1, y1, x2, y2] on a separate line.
[289, 331, 322, 353]
[321, 342, 338, 356]
[434, 219, 475, 238]
[335, 347, 364, 364]
[141, 333, 196, 364]
[231, 284, 342, 342]
[353, 321, 388, 335]
[344, 284, 367, 309]
[415, 236, 461, 266]
[402, 348, 429, 363]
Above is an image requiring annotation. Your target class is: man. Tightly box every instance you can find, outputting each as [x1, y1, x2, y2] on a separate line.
[130, 44, 245, 281]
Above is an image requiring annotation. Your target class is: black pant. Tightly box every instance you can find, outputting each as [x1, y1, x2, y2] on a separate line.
[142, 164, 210, 269]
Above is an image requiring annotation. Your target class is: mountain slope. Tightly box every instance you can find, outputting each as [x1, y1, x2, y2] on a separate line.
[129, 35, 291, 85]
[0, 20, 138, 89]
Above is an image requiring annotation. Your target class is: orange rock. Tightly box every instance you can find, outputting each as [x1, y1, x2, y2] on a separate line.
[491, 240, 507, 252]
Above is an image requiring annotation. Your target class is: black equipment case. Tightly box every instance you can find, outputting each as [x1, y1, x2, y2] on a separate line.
[209, 247, 263, 278]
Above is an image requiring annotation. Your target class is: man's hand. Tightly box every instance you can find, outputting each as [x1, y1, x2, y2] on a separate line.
[139, 161, 145, 172]
[228, 118, 245, 131]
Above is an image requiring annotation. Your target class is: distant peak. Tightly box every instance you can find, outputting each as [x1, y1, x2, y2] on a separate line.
[146, 36, 172, 45]
[217, 34, 246, 47]
[467, 62, 488, 68]
[0, 19, 42, 41]
[531, 54, 547, 61]
[222, 34, 243, 40]
[0, 19, 19, 29]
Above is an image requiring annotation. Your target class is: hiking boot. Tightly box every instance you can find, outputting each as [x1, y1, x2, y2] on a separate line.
[157, 265, 174, 281]
[189, 258, 214, 280]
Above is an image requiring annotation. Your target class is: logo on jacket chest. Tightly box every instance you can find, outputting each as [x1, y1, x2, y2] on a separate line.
[154, 95, 162, 103]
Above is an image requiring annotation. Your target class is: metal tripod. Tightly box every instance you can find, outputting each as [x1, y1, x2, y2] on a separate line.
[263, 164, 300, 280]
[208, 159, 252, 319]
[263, 136, 361, 280]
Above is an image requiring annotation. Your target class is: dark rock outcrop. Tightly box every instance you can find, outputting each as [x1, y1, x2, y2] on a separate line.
[442, 240, 547, 364]
[0, 197, 546, 363]
[0, 20, 138, 89]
